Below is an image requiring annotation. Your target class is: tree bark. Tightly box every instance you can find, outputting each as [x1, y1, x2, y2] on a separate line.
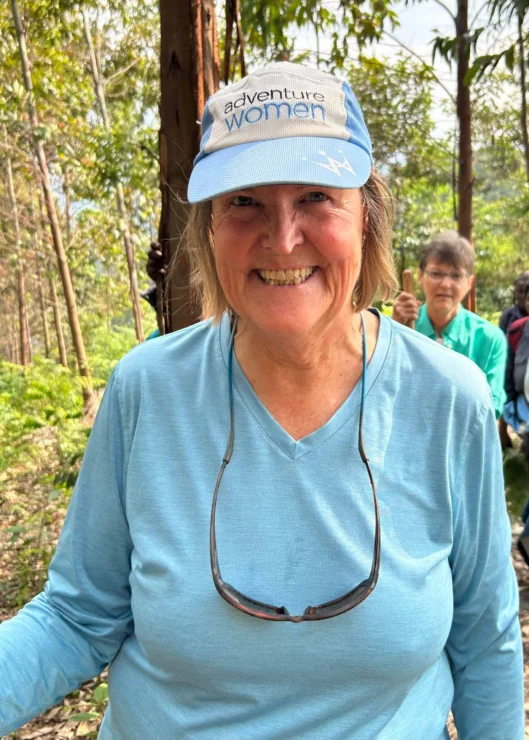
[202, 0, 220, 99]
[518, 12, 529, 184]
[11, 307, 20, 365]
[158, 0, 219, 332]
[456, 0, 475, 311]
[48, 272, 68, 368]
[82, 11, 144, 343]
[224, 0, 235, 84]
[4, 128, 30, 365]
[36, 259, 51, 358]
[11, 0, 94, 411]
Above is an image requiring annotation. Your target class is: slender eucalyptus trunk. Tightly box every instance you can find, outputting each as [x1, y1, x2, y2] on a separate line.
[82, 11, 144, 343]
[456, 0, 475, 311]
[158, 0, 219, 332]
[11, 0, 94, 411]
[4, 127, 30, 365]
[11, 308, 20, 365]
[48, 272, 68, 367]
[36, 259, 51, 358]
[64, 165, 72, 250]
[517, 12, 529, 184]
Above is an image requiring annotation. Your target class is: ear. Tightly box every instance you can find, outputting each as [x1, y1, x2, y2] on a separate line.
[468, 274, 475, 290]
[417, 269, 424, 289]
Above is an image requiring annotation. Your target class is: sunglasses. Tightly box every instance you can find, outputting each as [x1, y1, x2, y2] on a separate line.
[210, 313, 380, 622]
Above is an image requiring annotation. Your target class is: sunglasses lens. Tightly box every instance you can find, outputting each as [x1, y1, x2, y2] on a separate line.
[223, 583, 289, 617]
[303, 578, 374, 619]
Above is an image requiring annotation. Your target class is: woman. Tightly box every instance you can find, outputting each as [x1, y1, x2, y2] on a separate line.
[0, 63, 523, 740]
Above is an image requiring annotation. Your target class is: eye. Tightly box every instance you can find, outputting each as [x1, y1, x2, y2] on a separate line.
[301, 191, 328, 203]
[231, 195, 258, 207]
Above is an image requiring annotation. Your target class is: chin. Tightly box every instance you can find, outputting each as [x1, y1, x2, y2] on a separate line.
[246, 307, 322, 337]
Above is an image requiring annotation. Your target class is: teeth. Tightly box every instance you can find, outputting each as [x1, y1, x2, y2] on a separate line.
[257, 267, 315, 285]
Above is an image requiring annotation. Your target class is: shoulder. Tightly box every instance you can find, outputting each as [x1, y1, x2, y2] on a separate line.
[509, 315, 529, 335]
[383, 314, 492, 414]
[112, 318, 220, 397]
[461, 308, 506, 349]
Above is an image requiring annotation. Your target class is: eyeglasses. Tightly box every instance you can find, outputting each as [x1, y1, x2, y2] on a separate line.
[424, 269, 467, 284]
[210, 313, 380, 623]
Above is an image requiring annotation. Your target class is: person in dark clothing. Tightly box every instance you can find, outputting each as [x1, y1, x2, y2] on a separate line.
[499, 272, 529, 335]
[505, 282, 529, 566]
[142, 242, 169, 338]
[498, 272, 529, 447]
[504, 282, 529, 440]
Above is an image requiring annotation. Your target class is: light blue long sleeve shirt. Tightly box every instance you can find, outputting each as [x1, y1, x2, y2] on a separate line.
[0, 312, 524, 740]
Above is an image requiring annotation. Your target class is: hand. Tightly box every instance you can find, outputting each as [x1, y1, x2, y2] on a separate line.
[146, 241, 168, 282]
[392, 292, 421, 325]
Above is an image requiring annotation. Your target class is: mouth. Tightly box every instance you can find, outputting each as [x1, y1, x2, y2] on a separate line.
[255, 267, 317, 286]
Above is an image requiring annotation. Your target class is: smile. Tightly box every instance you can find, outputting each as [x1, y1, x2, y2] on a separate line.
[256, 267, 316, 286]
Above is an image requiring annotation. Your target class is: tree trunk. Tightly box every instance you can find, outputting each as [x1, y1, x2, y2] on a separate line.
[4, 128, 30, 366]
[518, 12, 529, 184]
[64, 165, 72, 250]
[82, 10, 144, 343]
[49, 273, 68, 368]
[11, 308, 20, 365]
[11, 0, 94, 411]
[36, 259, 51, 358]
[158, 0, 220, 332]
[456, 0, 475, 311]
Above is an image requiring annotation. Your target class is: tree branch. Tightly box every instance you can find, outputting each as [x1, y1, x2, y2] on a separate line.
[383, 31, 456, 102]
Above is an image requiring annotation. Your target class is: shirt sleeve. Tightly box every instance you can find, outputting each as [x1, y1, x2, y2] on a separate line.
[0, 369, 134, 736]
[483, 331, 507, 418]
[446, 395, 524, 740]
[499, 308, 510, 335]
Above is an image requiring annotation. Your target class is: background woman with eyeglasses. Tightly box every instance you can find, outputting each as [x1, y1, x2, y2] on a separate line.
[0, 64, 523, 740]
[392, 230, 508, 418]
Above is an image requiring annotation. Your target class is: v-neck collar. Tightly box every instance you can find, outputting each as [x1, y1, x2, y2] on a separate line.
[218, 310, 392, 460]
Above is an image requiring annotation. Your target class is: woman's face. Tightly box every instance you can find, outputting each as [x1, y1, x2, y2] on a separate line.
[211, 185, 364, 339]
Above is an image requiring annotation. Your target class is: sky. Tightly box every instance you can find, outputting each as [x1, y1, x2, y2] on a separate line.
[295, 0, 518, 138]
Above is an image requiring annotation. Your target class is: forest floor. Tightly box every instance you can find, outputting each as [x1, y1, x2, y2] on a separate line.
[1, 428, 529, 739]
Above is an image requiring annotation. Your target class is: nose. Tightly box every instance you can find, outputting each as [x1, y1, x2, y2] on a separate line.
[438, 273, 452, 287]
[260, 204, 303, 255]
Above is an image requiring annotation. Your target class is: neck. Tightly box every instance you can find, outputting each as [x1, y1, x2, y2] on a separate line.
[427, 304, 460, 336]
[234, 310, 362, 382]
[232, 310, 372, 440]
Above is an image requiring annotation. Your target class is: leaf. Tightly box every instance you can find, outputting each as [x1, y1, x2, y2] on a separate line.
[69, 712, 99, 721]
[505, 44, 515, 71]
[92, 682, 109, 705]
[75, 720, 96, 736]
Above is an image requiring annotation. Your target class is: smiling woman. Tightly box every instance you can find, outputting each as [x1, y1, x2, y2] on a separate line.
[0, 63, 524, 740]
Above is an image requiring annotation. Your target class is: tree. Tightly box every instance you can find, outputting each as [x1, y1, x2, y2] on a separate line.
[158, 0, 219, 331]
[10, 0, 94, 411]
[3, 127, 30, 365]
[82, 9, 144, 343]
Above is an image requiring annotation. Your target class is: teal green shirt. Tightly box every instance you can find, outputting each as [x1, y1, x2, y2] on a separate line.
[416, 304, 507, 418]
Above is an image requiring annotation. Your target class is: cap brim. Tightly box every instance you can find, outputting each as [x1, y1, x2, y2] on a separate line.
[187, 137, 372, 204]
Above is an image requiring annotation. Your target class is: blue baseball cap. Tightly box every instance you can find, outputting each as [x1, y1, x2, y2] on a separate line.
[187, 62, 373, 204]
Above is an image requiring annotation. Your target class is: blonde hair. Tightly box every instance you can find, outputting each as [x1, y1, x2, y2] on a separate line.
[175, 171, 398, 321]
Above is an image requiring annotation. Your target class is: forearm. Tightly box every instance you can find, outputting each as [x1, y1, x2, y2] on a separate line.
[0, 591, 108, 735]
[451, 592, 524, 740]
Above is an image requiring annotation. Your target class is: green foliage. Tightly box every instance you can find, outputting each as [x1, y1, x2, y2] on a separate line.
[0, 359, 83, 473]
[504, 448, 529, 517]
[240, 0, 398, 68]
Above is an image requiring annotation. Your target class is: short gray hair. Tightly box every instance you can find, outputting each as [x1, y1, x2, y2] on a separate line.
[419, 230, 475, 275]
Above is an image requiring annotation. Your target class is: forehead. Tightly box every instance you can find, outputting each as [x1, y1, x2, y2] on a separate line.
[424, 259, 466, 274]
